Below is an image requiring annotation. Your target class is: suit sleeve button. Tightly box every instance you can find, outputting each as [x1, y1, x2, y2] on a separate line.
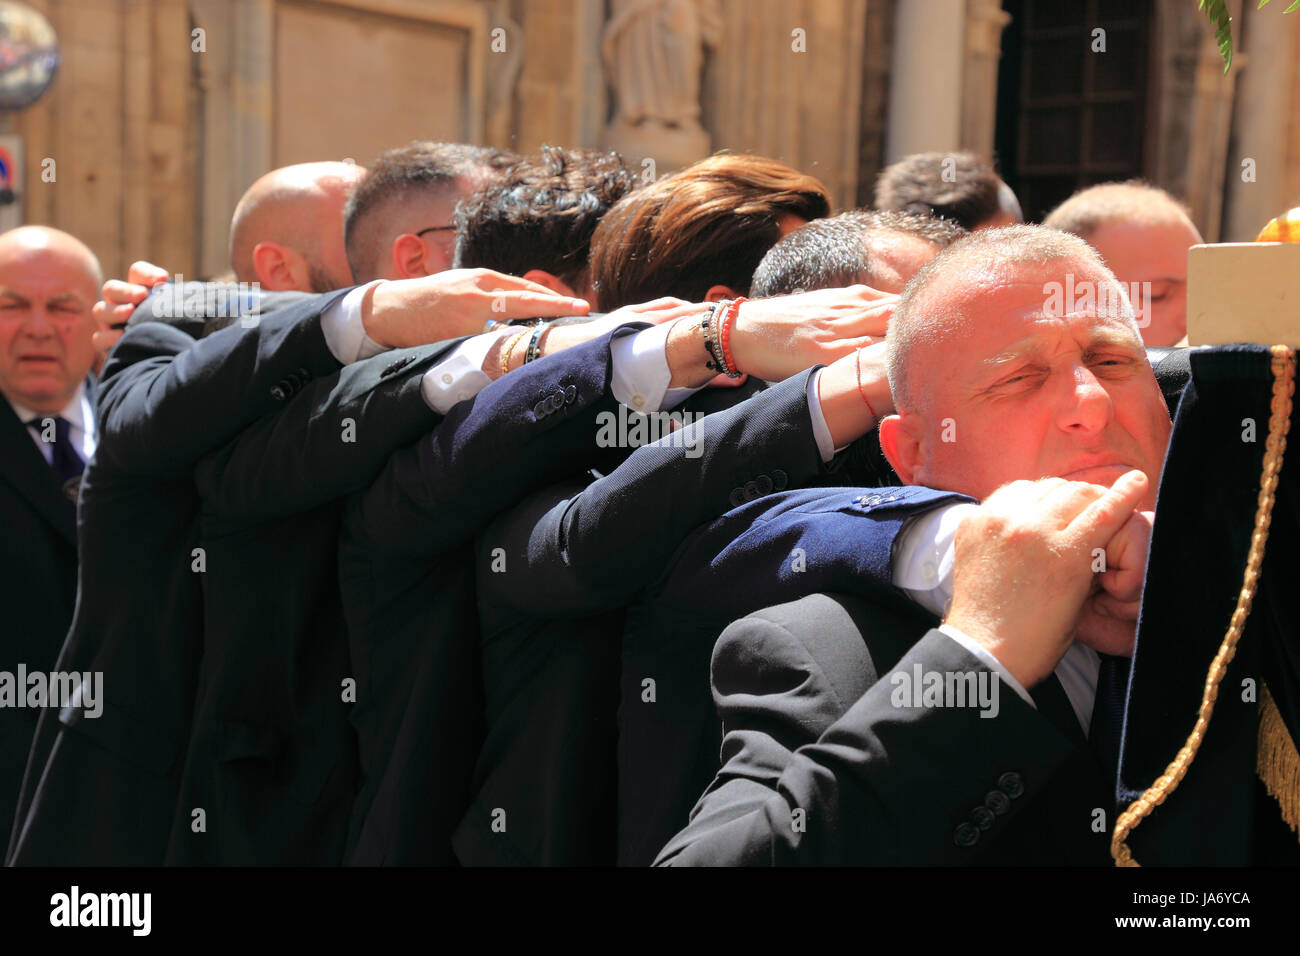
[772, 469, 788, 490]
[270, 385, 286, 400]
[953, 822, 980, 847]
[755, 474, 773, 494]
[985, 791, 1010, 815]
[997, 772, 1024, 798]
[729, 488, 746, 508]
[970, 806, 995, 831]
[565, 384, 577, 403]
[533, 400, 548, 418]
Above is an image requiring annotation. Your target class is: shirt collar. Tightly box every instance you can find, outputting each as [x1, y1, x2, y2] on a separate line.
[5, 380, 89, 431]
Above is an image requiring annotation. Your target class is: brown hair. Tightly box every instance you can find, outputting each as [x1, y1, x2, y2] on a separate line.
[587, 153, 831, 309]
[874, 151, 1011, 231]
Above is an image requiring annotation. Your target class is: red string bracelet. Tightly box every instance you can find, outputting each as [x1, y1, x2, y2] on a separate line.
[719, 297, 747, 378]
[856, 347, 879, 422]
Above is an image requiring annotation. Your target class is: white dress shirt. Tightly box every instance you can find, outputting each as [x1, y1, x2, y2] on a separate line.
[6, 381, 97, 465]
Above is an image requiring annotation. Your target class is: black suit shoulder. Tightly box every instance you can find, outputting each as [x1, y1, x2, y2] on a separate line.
[658, 593, 1099, 866]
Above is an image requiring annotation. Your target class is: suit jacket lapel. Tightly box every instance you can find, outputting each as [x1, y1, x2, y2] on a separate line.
[0, 398, 76, 546]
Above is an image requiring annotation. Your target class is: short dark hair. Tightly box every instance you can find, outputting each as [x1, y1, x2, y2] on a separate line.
[343, 141, 514, 281]
[588, 153, 831, 309]
[453, 145, 634, 290]
[751, 210, 966, 296]
[874, 152, 1013, 231]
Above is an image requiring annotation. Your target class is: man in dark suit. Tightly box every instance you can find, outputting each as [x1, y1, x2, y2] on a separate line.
[0, 227, 102, 853]
[473, 215, 1191, 864]
[651, 224, 1175, 864]
[5, 264, 587, 866]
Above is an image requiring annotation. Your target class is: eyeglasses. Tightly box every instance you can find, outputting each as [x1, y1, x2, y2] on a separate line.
[415, 225, 456, 239]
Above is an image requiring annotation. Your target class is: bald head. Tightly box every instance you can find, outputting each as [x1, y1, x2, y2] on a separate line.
[229, 161, 365, 292]
[0, 226, 103, 413]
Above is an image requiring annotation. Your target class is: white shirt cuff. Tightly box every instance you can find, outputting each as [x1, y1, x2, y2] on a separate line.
[937, 623, 1035, 710]
[893, 503, 981, 617]
[420, 328, 512, 415]
[611, 322, 702, 413]
[320, 280, 388, 364]
[807, 368, 837, 463]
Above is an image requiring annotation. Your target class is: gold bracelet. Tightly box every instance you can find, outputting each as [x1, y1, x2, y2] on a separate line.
[500, 329, 528, 377]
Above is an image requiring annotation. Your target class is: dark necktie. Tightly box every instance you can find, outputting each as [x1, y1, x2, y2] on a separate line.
[1088, 654, 1130, 782]
[27, 415, 85, 505]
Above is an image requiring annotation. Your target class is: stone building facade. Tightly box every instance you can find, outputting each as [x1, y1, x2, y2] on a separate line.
[5, 0, 1300, 278]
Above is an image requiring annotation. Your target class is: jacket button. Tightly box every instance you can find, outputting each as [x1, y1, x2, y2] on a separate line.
[729, 488, 746, 508]
[772, 469, 788, 491]
[533, 400, 548, 418]
[970, 806, 995, 831]
[743, 480, 760, 501]
[953, 822, 980, 847]
[564, 384, 577, 403]
[985, 791, 1011, 815]
[997, 772, 1024, 799]
[551, 390, 565, 409]
[270, 385, 287, 401]
[755, 474, 773, 495]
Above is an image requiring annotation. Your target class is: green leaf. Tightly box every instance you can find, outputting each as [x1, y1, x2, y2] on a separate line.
[1200, 0, 1234, 72]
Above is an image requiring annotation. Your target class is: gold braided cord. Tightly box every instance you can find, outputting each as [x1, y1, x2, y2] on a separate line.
[1111, 345, 1296, 867]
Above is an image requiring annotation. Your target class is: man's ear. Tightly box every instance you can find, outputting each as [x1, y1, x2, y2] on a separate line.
[391, 234, 433, 280]
[704, 284, 740, 303]
[878, 413, 922, 485]
[252, 242, 308, 292]
[522, 269, 578, 298]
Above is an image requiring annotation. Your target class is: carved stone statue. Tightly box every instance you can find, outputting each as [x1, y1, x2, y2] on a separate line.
[602, 0, 721, 172]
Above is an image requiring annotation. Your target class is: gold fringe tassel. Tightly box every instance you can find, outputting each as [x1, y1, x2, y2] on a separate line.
[1111, 345, 1296, 867]
[1257, 682, 1300, 837]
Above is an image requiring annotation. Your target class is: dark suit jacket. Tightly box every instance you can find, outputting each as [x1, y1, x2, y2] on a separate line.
[0, 384, 91, 856]
[165, 336, 470, 865]
[655, 593, 1112, 865]
[339, 325, 655, 865]
[6, 290, 348, 865]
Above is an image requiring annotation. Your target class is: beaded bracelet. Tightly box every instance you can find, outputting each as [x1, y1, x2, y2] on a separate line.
[700, 302, 724, 372]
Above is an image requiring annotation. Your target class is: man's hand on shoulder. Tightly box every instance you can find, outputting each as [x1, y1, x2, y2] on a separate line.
[944, 471, 1149, 688]
[362, 268, 591, 350]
